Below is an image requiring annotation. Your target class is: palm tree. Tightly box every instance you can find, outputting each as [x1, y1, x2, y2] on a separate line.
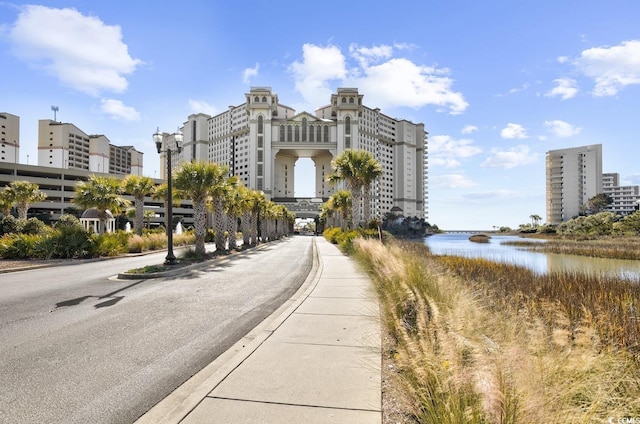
[4, 181, 47, 220]
[122, 175, 156, 236]
[328, 190, 352, 231]
[207, 166, 232, 253]
[0, 189, 15, 217]
[530, 214, 543, 227]
[73, 175, 130, 234]
[359, 155, 383, 223]
[174, 161, 226, 256]
[225, 179, 247, 251]
[327, 149, 381, 227]
[249, 191, 267, 246]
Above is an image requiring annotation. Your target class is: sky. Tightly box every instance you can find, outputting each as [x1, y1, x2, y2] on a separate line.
[1, 1, 639, 230]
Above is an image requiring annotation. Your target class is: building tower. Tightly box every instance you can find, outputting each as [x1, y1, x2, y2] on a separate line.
[181, 87, 428, 220]
[0, 112, 20, 164]
[546, 144, 602, 224]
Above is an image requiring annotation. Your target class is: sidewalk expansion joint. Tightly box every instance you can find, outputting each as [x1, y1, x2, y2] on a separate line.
[205, 396, 381, 414]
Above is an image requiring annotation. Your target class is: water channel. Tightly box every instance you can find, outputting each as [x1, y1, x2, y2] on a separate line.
[423, 233, 640, 280]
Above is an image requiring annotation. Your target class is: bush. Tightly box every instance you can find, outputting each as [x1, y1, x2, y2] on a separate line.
[323, 227, 342, 244]
[128, 234, 144, 253]
[0, 233, 40, 258]
[55, 214, 83, 229]
[93, 231, 129, 256]
[0, 216, 23, 235]
[49, 226, 96, 258]
[22, 217, 50, 236]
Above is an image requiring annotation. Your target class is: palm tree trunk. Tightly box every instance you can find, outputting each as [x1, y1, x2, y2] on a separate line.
[242, 211, 251, 246]
[135, 197, 144, 236]
[214, 199, 225, 252]
[362, 183, 372, 224]
[228, 214, 238, 250]
[193, 200, 207, 255]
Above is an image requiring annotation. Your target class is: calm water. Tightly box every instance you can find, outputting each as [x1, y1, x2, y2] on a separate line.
[423, 233, 640, 280]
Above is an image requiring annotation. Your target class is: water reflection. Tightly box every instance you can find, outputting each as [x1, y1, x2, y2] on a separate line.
[423, 233, 640, 280]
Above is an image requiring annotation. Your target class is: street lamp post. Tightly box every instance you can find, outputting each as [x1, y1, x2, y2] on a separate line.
[153, 127, 183, 265]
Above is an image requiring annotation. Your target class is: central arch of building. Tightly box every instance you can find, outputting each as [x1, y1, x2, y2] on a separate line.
[271, 146, 335, 218]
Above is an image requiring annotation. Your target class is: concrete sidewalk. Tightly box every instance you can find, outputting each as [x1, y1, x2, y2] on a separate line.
[136, 236, 381, 424]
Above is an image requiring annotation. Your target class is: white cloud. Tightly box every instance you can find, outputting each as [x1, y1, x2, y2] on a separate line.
[7, 5, 141, 96]
[481, 145, 537, 169]
[100, 99, 140, 122]
[429, 134, 482, 168]
[349, 43, 393, 68]
[289, 43, 468, 114]
[431, 174, 478, 188]
[509, 83, 529, 94]
[500, 123, 528, 139]
[289, 43, 347, 107]
[188, 100, 218, 116]
[574, 40, 640, 96]
[544, 120, 582, 137]
[243, 63, 259, 83]
[546, 78, 578, 100]
[461, 125, 478, 134]
[462, 190, 514, 200]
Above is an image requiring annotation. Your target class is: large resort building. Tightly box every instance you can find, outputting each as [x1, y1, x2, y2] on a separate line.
[173, 87, 428, 221]
[1, 87, 428, 225]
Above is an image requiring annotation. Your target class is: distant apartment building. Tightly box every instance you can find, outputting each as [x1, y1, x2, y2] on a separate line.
[0, 162, 194, 225]
[546, 144, 603, 225]
[179, 87, 428, 221]
[38, 119, 143, 175]
[602, 173, 640, 216]
[0, 112, 20, 164]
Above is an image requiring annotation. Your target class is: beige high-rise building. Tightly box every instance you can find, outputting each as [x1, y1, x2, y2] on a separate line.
[179, 87, 428, 221]
[38, 119, 143, 175]
[546, 144, 602, 224]
[0, 112, 20, 164]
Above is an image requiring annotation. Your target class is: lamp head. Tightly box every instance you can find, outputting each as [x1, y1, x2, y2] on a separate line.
[153, 127, 163, 154]
[174, 128, 183, 153]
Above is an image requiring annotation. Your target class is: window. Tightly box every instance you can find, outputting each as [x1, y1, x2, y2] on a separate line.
[345, 116, 351, 135]
[302, 118, 307, 140]
[287, 125, 292, 141]
[279, 125, 285, 141]
[257, 115, 263, 134]
[294, 126, 300, 142]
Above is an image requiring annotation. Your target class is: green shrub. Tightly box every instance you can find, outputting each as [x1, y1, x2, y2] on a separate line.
[0, 216, 23, 235]
[336, 230, 360, 254]
[22, 217, 50, 236]
[323, 227, 342, 244]
[93, 231, 129, 256]
[55, 214, 83, 229]
[0, 233, 40, 258]
[50, 226, 95, 258]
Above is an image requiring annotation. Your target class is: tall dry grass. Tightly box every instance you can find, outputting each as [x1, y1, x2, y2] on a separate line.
[504, 237, 640, 260]
[354, 238, 640, 423]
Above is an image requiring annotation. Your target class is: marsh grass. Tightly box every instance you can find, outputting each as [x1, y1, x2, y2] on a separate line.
[354, 238, 640, 423]
[503, 237, 640, 260]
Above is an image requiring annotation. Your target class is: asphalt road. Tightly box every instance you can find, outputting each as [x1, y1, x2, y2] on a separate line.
[0, 236, 314, 424]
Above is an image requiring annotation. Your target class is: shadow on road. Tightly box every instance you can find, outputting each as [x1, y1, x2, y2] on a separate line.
[55, 280, 146, 309]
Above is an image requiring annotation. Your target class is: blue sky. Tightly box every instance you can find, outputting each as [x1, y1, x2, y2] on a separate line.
[1, 1, 639, 230]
